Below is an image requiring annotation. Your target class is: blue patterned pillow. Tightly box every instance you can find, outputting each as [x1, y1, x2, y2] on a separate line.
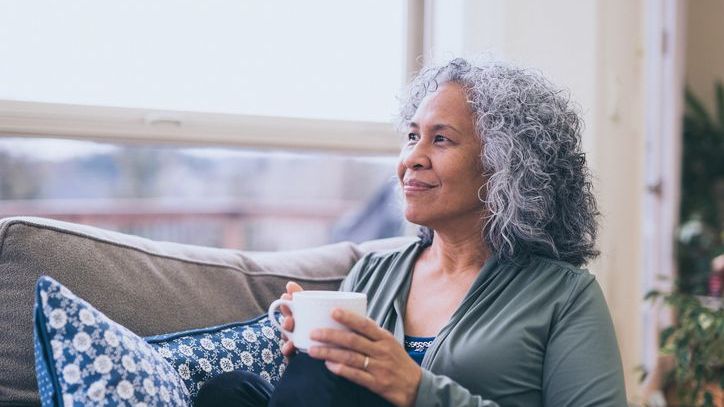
[33, 276, 191, 406]
[144, 314, 286, 400]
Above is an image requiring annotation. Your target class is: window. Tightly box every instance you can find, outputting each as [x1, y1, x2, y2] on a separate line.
[1, 0, 406, 121]
[0, 2, 419, 248]
[0, 1, 413, 151]
[0, 137, 403, 250]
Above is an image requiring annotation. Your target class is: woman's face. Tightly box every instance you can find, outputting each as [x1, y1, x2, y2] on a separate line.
[397, 83, 485, 231]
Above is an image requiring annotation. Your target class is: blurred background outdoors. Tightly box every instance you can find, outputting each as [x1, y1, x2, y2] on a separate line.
[0, 1, 722, 405]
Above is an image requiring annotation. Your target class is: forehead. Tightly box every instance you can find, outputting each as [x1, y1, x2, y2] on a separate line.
[410, 83, 473, 126]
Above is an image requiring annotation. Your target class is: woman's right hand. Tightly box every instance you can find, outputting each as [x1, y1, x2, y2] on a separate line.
[280, 281, 304, 358]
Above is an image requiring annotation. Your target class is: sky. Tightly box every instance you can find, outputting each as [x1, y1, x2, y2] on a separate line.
[0, 1, 405, 123]
[0, 138, 118, 162]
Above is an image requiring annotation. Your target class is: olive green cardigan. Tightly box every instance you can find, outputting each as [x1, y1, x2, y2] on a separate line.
[340, 240, 627, 407]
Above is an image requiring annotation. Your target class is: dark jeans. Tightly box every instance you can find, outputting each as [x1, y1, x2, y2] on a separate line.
[196, 353, 393, 407]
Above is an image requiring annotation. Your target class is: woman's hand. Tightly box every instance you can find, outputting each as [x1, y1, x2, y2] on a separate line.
[279, 281, 304, 358]
[308, 309, 422, 407]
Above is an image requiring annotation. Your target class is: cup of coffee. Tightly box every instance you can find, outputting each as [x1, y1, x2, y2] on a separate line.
[267, 290, 367, 352]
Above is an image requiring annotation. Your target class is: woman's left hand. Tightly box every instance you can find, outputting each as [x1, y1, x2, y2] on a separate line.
[308, 308, 422, 407]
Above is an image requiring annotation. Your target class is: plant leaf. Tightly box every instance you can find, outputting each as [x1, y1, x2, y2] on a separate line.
[703, 391, 713, 407]
[644, 290, 661, 301]
[716, 81, 724, 128]
[634, 365, 648, 383]
[686, 87, 712, 126]
[659, 326, 676, 349]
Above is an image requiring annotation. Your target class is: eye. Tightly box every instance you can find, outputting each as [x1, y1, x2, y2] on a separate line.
[407, 132, 420, 141]
[434, 135, 449, 143]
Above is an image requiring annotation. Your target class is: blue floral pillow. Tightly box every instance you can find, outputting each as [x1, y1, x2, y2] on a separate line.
[33, 276, 191, 406]
[144, 314, 286, 400]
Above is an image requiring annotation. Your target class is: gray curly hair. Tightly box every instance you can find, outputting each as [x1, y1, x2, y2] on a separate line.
[398, 58, 599, 267]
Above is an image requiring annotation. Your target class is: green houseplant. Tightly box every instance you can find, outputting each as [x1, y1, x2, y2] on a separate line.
[645, 290, 723, 406]
[677, 83, 724, 295]
[643, 83, 724, 407]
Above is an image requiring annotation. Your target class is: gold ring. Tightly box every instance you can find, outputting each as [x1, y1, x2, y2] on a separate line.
[363, 355, 370, 370]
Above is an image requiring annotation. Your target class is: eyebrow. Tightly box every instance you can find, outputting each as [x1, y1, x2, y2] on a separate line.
[408, 122, 463, 135]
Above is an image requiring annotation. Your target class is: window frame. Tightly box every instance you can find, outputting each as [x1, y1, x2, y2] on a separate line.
[0, 100, 401, 154]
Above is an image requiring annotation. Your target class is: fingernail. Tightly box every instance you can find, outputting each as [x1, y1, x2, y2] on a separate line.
[332, 309, 342, 318]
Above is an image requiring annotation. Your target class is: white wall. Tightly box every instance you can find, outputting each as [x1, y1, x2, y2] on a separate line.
[428, 0, 599, 156]
[427, 0, 648, 399]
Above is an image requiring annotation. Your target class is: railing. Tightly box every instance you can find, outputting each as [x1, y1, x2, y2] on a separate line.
[0, 198, 356, 250]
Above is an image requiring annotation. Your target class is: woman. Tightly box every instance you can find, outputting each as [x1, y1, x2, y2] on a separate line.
[198, 57, 627, 406]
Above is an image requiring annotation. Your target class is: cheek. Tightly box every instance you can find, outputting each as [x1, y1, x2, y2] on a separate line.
[450, 163, 483, 194]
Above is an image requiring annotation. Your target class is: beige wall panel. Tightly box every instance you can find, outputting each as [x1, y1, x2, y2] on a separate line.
[429, 0, 648, 399]
[591, 0, 647, 399]
[685, 0, 724, 110]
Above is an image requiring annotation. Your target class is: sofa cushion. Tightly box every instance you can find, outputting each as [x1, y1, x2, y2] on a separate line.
[0, 216, 413, 405]
[145, 314, 285, 401]
[34, 276, 191, 406]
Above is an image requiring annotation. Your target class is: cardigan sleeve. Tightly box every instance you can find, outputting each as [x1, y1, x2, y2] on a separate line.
[541, 275, 628, 406]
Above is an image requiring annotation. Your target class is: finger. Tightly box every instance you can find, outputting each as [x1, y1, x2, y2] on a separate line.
[308, 346, 367, 370]
[281, 340, 293, 355]
[281, 306, 292, 319]
[310, 328, 375, 355]
[331, 309, 387, 341]
[282, 316, 295, 332]
[324, 361, 375, 389]
[282, 340, 296, 357]
[286, 281, 303, 294]
[280, 293, 292, 316]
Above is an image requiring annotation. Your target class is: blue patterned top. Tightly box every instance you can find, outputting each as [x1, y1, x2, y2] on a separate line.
[404, 335, 435, 365]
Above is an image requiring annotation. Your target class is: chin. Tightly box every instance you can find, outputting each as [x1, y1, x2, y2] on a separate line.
[403, 209, 430, 227]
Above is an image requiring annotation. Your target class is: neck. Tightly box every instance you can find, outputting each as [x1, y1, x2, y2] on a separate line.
[424, 227, 490, 275]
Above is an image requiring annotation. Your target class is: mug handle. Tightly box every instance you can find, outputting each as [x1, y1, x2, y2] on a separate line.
[268, 298, 294, 340]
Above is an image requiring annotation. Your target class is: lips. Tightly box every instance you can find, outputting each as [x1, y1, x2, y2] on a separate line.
[403, 179, 437, 191]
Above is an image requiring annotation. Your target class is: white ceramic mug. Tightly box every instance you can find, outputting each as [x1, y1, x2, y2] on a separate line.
[267, 290, 367, 352]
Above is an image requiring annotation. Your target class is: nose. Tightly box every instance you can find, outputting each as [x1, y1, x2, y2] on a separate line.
[401, 142, 431, 170]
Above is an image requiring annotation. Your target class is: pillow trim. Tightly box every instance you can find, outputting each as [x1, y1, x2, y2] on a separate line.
[33, 279, 62, 407]
[143, 313, 272, 343]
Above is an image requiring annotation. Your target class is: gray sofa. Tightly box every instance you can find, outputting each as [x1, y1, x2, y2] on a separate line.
[0, 216, 411, 406]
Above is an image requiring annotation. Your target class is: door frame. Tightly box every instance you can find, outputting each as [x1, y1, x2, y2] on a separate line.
[641, 0, 687, 374]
